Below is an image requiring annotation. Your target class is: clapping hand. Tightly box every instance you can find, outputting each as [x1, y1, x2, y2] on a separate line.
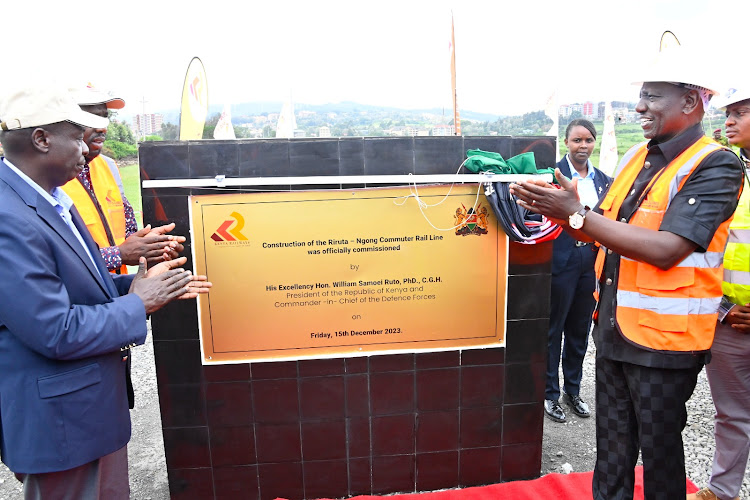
[129, 257, 211, 313]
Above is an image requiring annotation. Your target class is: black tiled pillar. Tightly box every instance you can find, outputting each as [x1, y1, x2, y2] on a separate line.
[140, 136, 554, 499]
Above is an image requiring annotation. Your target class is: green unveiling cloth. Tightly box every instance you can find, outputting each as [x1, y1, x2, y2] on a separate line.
[463, 149, 556, 179]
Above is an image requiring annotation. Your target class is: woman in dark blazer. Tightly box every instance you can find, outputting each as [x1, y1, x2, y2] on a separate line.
[544, 119, 612, 423]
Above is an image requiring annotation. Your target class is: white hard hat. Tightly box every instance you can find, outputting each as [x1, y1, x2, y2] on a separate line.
[712, 87, 750, 111]
[631, 46, 720, 95]
[0, 84, 109, 131]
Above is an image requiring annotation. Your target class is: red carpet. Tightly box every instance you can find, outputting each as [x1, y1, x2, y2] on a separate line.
[302, 467, 699, 500]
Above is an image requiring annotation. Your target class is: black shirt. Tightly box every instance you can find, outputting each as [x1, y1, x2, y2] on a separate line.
[593, 124, 743, 368]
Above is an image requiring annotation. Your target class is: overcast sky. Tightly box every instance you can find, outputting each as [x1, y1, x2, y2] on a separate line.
[4, 0, 746, 119]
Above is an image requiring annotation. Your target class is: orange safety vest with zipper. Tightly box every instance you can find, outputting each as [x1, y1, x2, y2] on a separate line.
[62, 155, 128, 274]
[594, 136, 732, 352]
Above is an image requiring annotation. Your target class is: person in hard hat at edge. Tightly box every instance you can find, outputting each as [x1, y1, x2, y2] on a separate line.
[510, 46, 743, 499]
[687, 87, 750, 500]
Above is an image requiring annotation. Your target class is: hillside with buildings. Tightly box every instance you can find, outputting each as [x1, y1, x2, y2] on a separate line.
[125, 99, 640, 141]
[119, 98, 726, 154]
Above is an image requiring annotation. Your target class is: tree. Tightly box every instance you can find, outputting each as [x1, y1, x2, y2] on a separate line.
[105, 121, 135, 145]
[102, 141, 137, 159]
[559, 111, 584, 128]
[202, 113, 221, 139]
[160, 122, 179, 140]
[101, 119, 137, 160]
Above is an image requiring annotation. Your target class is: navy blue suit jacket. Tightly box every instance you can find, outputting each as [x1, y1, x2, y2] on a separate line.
[551, 157, 612, 272]
[0, 161, 147, 474]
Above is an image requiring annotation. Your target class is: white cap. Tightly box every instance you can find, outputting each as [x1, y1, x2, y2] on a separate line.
[0, 85, 110, 131]
[69, 83, 125, 110]
[712, 87, 750, 111]
[631, 46, 720, 95]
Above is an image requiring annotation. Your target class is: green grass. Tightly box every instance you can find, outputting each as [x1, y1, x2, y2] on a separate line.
[119, 164, 143, 226]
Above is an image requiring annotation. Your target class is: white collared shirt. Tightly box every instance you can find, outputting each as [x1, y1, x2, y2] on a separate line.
[566, 155, 600, 209]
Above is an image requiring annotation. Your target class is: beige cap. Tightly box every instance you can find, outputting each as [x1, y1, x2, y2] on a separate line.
[69, 83, 125, 110]
[0, 85, 110, 131]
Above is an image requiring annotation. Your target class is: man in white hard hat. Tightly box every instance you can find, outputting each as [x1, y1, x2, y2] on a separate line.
[63, 84, 185, 276]
[510, 46, 744, 499]
[688, 87, 750, 500]
[0, 83, 210, 499]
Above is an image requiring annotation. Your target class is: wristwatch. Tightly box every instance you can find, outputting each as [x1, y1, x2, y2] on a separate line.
[568, 206, 589, 230]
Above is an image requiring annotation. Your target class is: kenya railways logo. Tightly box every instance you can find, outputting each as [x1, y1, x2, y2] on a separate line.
[211, 211, 248, 242]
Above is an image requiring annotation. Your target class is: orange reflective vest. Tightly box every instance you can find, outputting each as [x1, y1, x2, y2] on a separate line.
[595, 136, 731, 352]
[62, 155, 128, 274]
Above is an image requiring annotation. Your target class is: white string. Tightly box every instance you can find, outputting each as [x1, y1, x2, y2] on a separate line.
[182, 155, 495, 233]
[393, 155, 487, 232]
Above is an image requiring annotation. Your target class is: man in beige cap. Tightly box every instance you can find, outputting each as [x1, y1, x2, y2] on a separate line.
[0, 84, 209, 499]
[63, 84, 185, 275]
[511, 46, 743, 499]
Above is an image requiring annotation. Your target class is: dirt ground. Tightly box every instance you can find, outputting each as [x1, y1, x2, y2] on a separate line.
[540, 344, 598, 477]
[0, 327, 596, 500]
[0, 329, 170, 500]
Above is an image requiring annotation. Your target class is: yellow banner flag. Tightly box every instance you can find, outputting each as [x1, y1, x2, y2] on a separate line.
[179, 57, 208, 140]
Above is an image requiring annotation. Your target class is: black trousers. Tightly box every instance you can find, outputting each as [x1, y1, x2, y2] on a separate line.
[592, 357, 701, 500]
[546, 244, 596, 401]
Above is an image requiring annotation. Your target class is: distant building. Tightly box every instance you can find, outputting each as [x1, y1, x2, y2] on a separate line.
[613, 107, 631, 122]
[597, 102, 606, 120]
[239, 123, 263, 138]
[132, 113, 163, 137]
[432, 124, 454, 136]
[319, 126, 331, 138]
[293, 129, 306, 138]
[626, 111, 640, 123]
[582, 101, 595, 118]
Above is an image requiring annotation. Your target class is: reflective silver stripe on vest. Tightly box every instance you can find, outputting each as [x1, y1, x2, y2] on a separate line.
[100, 154, 126, 199]
[676, 251, 724, 268]
[727, 228, 750, 244]
[724, 268, 750, 286]
[613, 142, 648, 177]
[621, 251, 724, 269]
[617, 290, 721, 315]
[666, 143, 722, 209]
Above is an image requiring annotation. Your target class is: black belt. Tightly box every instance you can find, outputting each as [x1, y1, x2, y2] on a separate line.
[574, 241, 590, 247]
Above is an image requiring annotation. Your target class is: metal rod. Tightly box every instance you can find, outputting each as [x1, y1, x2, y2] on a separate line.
[142, 173, 552, 189]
